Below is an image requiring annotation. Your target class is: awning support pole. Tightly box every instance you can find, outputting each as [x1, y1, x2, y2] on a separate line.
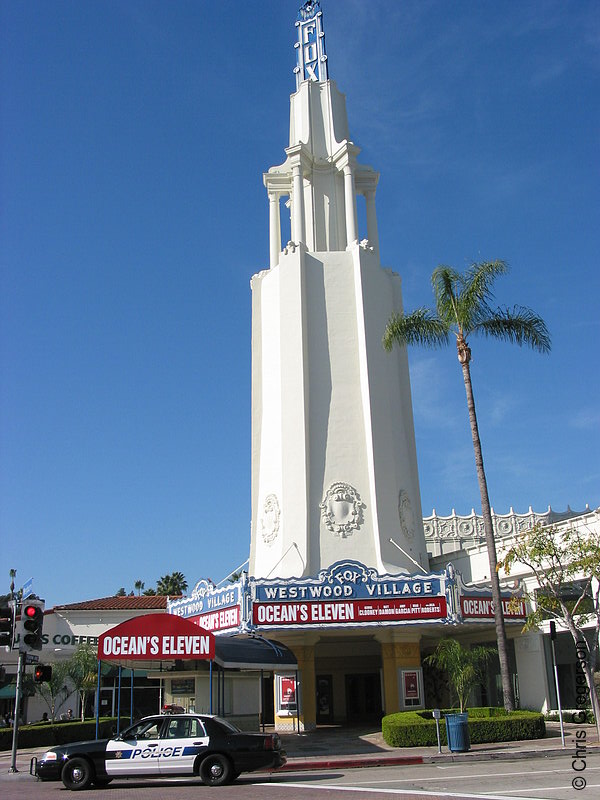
[295, 669, 300, 734]
[221, 665, 225, 715]
[260, 669, 264, 732]
[130, 668, 134, 725]
[117, 666, 122, 733]
[95, 660, 101, 740]
[209, 661, 213, 714]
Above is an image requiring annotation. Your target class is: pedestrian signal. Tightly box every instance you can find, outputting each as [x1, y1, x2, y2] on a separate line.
[34, 664, 52, 683]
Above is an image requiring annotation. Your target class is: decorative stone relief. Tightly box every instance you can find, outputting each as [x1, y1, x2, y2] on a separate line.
[260, 494, 280, 545]
[422, 506, 588, 542]
[320, 482, 365, 538]
[398, 490, 415, 539]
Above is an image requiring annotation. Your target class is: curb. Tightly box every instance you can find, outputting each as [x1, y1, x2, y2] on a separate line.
[274, 744, 600, 773]
[279, 754, 424, 771]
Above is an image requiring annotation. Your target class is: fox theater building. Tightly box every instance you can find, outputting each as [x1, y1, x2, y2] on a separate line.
[164, 3, 597, 733]
[3, 3, 598, 731]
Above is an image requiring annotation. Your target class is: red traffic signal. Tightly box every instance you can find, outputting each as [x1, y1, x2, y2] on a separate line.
[34, 664, 53, 683]
[20, 600, 45, 652]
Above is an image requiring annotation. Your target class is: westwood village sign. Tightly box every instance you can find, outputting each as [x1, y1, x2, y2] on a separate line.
[251, 561, 449, 629]
[165, 561, 526, 634]
[168, 579, 243, 634]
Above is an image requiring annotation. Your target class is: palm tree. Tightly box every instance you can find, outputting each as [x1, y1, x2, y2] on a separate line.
[33, 660, 70, 721]
[425, 638, 497, 712]
[156, 572, 188, 596]
[134, 580, 145, 596]
[383, 260, 550, 711]
[68, 643, 98, 721]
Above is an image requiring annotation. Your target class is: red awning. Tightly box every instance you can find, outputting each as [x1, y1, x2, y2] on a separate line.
[98, 613, 215, 663]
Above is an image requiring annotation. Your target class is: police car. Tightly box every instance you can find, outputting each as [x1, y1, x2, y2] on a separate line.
[33, 713, 286, 789]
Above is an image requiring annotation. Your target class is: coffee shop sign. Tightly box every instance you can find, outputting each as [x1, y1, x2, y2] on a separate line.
[12, 633, 100, 649]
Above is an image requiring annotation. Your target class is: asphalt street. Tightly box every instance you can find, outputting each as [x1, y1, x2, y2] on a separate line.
[1, 752, 599, 800]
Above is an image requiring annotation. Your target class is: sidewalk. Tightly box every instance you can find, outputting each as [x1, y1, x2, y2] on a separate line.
[275, 721, 600, 772]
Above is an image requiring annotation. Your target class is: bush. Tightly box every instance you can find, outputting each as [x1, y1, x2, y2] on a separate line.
[545, 710, 596, 724]
[382, 707, 545, 748]
[0, 717, 129, 751]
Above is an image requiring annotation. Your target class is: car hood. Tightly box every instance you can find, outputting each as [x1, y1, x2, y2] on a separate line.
[49, 738, 111, 755]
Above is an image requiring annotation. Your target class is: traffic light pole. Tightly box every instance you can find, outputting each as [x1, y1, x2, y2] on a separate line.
[9, 650, 26, 773]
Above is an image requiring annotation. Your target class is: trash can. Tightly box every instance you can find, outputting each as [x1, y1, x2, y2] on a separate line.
[445, 712, 470, 752]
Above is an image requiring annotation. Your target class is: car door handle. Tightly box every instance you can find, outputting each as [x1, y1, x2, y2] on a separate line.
[193, 741, 206, 745]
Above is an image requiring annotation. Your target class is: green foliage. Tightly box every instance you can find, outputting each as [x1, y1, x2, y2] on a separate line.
[381, 708, 545, 748]
[68, 643, 98, 721]
[0, 718, 128, 751]
[424, 639, 496, 713]
[383, 260, 550, 713]
[32, 660, 71, 721]
[156, 572, 188, 596]
[383, 260, 551, 354]
[500, 522, 600, 632]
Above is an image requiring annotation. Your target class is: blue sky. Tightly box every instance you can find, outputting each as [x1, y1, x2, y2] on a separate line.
[1, 0, 598, 608]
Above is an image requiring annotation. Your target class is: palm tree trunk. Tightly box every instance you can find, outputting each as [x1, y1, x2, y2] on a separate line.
[459, 341, 516, 711]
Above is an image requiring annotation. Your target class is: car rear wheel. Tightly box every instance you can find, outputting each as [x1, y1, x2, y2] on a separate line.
[199, 753, 233, 786]
[61, 757, 94, 790]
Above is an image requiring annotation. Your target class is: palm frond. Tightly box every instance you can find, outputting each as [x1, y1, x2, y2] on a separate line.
[474, 305, 551, 352]
[383, 308, 450, 352]
[431, 266, 461, 325]
[457, 260, 508, 333]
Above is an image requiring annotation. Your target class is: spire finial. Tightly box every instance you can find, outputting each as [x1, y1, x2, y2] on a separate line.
[294, 1, 328, 89]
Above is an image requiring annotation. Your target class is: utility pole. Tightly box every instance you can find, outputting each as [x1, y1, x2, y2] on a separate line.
[9, 649, 25, 772]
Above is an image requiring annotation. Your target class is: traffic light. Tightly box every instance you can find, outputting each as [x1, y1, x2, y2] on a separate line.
[19, 599, 45, 652]
[34, 664, 52, 683]
[0, 606, 15, 648]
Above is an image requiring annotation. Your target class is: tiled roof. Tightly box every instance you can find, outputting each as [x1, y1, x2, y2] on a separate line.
[53, 595, 176, 611]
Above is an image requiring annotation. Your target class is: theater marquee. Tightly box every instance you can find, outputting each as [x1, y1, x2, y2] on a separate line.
[251, 560, 450, 629]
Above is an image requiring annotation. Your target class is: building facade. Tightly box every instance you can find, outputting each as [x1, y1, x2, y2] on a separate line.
[2, 4, 597, 733]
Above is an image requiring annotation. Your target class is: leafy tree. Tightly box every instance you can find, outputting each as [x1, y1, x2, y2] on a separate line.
[143, 587, 156, 596]
[425, 638, 497, 713]
[134, 580, 145, 595]
[500, 522, 600, 738]
[32, 661, 71, 721]
[68, 643, 98, 721]
[156, 572, 188, 596]
[383, 259, 550, 710]
[115, 587, 126, 597]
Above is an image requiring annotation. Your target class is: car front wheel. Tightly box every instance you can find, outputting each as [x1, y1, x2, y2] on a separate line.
[199, 753, 233, 786]
[61, 757, 94, 790]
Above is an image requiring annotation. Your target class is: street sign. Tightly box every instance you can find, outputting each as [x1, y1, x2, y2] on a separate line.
[25, 654, 39, 665]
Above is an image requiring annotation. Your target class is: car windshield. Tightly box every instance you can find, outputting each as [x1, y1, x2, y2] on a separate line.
[212, 716, 241, 733]
[118, 719, 162, 740]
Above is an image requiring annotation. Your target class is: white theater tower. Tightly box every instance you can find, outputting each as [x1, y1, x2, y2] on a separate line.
[249, 4, 428, 583]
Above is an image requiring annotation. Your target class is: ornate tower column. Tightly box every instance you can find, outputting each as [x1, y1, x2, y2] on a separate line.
[250, 2, 428, 582]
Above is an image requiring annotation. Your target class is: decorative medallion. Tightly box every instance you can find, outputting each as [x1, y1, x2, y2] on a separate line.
[260, 494, 281, 545]
[398, 490, 415, 540]
[320, 482, 364, 538]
